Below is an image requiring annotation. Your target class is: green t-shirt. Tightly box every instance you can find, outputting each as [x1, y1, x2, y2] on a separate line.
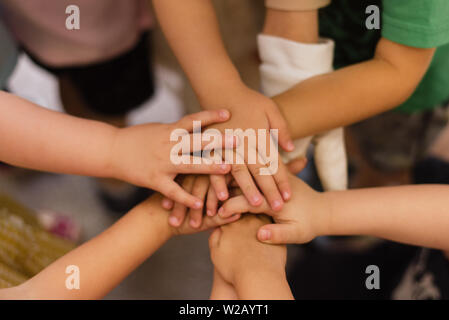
[320, 0, 449, 113]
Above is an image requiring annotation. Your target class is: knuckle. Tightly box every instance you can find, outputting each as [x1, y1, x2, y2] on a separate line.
[231, 165, 246, 175]
[166, 189, 177, 199]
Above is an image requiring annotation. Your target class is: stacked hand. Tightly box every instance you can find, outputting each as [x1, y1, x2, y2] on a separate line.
[217, 173, 330, 245]
[108, 109, 235, 209]
[209, 214, 292, 300]
[162, 85, 296, 228]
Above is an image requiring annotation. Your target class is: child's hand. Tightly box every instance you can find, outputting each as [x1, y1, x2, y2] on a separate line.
[139, 193, 242, 238]
[108, 110, 235, 209]
[162, 172, 236, 228]
[162, 174, 210, 228]
[208, 215, 286, 285]
[206, 87, 294, 212]
[217, 174, 330, 244]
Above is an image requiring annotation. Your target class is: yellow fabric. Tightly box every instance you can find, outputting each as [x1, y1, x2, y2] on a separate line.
[0, 194, 75, 288]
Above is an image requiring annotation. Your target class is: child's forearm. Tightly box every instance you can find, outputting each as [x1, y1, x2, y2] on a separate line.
[274, 38, 435, 139]
[235, 269, 293, 300]
[263, 8, 319, 44]
[3, 196, 171, 299]
[152, 0, 242, 108]
[324, 185, 449, 250]
[0, 91, 117, 177]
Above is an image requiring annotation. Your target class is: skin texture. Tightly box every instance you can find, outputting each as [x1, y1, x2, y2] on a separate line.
[0, 91, 236, 208]
[152, 0, 294, 211]
[263, 8, 319, 43]
[261, 8, 435, 141]
[274, 38, 436, 140]
[209, 215, 293, 300]
[0, 194, 241, 300]
[219, 174, 449, 252]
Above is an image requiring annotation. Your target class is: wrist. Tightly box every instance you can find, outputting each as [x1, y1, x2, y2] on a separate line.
[103, 126, 124, 180]
[315, 192, 333, 237]
[235, 262, 285, 286]
[235, 267, 291, 299]
[137, 195, 174, 241]
[196, 73, 246, 111]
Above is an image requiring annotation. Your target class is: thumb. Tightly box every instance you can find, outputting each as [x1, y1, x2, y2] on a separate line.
[257, 223, 298, 244]
[286, 157, 308, 175]
[266, 107, 294, 152]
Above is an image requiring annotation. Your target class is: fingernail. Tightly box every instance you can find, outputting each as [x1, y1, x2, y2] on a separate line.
[283, 191, 291, 201]
[162, 199, 171, 208]
[272, 200, 282, 210]
[169, 216, 179, 227]
[259, 229, 271, 241]
[287, 141, 295, 151]
[190, 219, 198, 228]
[218, 207, 224, 216]
[207, 209, 213, 217]
[219, 110, 229, 119]
[220, 164, 229, 171]
[218, 191, 227, 200]
[194, 201, 203, 209]
[252, 194, 262, 205]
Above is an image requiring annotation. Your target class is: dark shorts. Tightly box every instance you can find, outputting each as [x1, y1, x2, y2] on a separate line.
[24, 32, 154, 116]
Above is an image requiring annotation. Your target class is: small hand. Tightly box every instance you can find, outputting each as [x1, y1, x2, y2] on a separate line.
[217, 174, 330, 244]
[162, 174, 210, 228]
[142, 193, 242, 237]
[208, 214, 287, 286]
[206, 87, 294, 211]
[109, 110, 235, 209]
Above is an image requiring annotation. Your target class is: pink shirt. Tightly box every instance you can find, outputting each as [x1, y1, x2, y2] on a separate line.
[0, 0, 153, 66]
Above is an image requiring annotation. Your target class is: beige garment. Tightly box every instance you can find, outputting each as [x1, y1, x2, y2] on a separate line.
[265, 0, 330, 11]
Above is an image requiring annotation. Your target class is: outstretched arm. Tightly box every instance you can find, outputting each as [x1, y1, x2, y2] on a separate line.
[325, 185, 449, 250]
[0, 91, 116, 177]
[274, 38, 435, 139]
[0, 194, 240, 299]
[152, 0, 242, 108]
[152, 0, 295, 213]
[0, 91, 236, 208]
[219, 175, 449, 251]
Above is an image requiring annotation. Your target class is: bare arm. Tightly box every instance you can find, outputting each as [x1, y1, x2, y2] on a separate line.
[152, 0, 243, 108]
[325, 185, 449, 250]
[0, 196, 170, 299]
[234, 269, 293, 300]
[274, 38, 436, 139]
[218, 176, 449, 251]
[0, 194, 240, 299]
[263, 8, 319, 44]
[0, 91, 116, 177]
